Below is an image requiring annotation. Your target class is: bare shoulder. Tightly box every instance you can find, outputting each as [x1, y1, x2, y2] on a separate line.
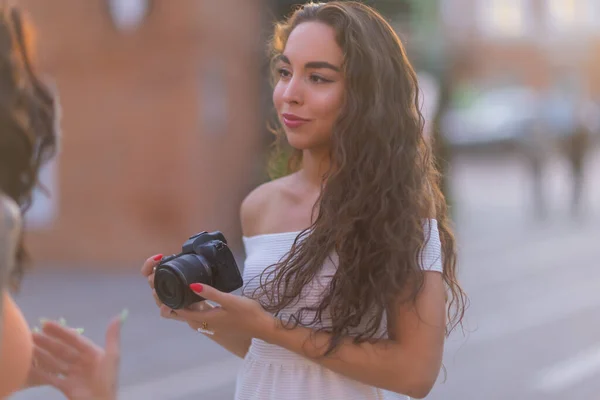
[240, 174, 295, 237]
[0, 194, 22, 285]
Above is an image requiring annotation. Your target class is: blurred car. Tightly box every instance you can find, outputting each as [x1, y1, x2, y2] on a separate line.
[441, 87, 540, 152]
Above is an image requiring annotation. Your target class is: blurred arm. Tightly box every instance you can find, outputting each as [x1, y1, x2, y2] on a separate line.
[0, 194, 23, 346]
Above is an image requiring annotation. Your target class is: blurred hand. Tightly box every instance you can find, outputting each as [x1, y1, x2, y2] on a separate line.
[30, 313, 125, 400]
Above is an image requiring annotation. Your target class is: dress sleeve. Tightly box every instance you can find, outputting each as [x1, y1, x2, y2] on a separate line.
[419, 219, 443, 273]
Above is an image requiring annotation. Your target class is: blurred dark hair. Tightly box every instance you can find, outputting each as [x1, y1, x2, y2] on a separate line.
[0, 5, 59, 290]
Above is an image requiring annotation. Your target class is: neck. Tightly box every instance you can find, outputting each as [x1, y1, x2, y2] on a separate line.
[299, 147, 331, 188]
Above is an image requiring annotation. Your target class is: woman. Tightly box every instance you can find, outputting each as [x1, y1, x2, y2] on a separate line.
[0, 4, 122, 399]
[142, 2, 466, 399]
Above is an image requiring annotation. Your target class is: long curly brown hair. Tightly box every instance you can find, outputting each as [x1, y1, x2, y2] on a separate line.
[251, 1, 467, 356]
[0, 5, 58, 289]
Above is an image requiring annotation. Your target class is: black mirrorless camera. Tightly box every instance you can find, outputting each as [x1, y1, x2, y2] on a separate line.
[154, 231, 243, 309]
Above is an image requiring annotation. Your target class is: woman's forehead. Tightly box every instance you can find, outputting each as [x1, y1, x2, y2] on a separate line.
[283, 22, 343, 66]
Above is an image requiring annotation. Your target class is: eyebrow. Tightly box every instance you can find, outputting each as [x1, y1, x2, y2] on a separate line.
[277, 54, 341, 72]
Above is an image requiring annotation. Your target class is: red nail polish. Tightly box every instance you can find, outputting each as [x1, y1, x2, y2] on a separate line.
[153, 254, 163, 261]
[190, 283, 203, 293]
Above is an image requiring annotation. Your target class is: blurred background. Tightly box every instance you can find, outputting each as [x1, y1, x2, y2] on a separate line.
[10, 0, 600, 399]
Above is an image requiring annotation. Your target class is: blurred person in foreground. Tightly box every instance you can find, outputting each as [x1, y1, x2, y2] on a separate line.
[142, 2, 467, 399]
[0, 5, 122, 399]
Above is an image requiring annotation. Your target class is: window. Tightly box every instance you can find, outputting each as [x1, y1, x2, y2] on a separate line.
[543, 0, 600, 34]
[545, 0, 581, 32]
[478, 0, 531, 38]
[106, 0, 152, 32]
[585, 0, 600, 30]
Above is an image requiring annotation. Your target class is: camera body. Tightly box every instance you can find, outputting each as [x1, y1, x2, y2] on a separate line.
[154, 231, 243, 309]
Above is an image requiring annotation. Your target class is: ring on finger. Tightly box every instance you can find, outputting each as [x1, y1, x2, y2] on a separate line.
[197, 321, 214, 335]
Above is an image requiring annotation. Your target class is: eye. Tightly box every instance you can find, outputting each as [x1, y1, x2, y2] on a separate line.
[309, 74, 331, 84]
[277, 68, 291, 79]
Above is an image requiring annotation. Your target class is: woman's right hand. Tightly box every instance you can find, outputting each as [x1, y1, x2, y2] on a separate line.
[140, 254, 213, 327]
[141, 254, 252, 358]
[140, 254, 165, 310]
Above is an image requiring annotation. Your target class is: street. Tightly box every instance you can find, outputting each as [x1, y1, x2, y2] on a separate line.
[427, 150, 600, 400]
[11, 148, 600, 400]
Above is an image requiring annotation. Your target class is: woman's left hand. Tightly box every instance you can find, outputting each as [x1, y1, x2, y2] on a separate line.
[167, 284, 275, 340]
[28, 313, 124, 400]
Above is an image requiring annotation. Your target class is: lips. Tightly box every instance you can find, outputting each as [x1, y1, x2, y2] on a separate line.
[282, 113, 310, 128]
[282, 113, 309, 121]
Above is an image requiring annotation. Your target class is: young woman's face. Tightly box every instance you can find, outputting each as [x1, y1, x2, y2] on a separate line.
[273, 21, 345, 152]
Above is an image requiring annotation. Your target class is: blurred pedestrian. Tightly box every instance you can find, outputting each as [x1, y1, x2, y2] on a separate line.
[519, 115, 549, 220]
[541, 74, 592, 218]
[430, 65, 455, 216]
[563, 101, 592, 217]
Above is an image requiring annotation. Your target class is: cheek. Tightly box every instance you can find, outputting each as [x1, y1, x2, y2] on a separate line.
[314, 90, 344, 124]
[272, 83, 285, 110]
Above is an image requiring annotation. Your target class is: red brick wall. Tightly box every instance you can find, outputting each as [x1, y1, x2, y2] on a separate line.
[458, 42, 551, 90]
[16, 0, 266, 269]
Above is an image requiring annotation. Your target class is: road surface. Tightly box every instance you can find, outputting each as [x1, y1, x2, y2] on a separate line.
[12, 149, 600, 399]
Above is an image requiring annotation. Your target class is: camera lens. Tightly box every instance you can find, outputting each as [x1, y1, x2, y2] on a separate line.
[154, 254, 213, 309]
[159, 278, 177, 299]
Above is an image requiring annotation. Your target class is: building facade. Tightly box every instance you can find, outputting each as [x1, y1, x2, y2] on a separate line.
[17, 0, 266, 269]
[441, 0, 600, 93]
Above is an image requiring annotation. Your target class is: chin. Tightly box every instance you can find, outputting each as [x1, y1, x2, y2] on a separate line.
[285, 132, 329, 152]
[285, 133, 315, 150]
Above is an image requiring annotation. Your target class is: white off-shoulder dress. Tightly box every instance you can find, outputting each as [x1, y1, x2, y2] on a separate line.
[234, 219, 443, 400]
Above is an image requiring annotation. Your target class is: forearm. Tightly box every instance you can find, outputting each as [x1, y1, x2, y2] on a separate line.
[0, 263, 5, 346]
[262, 322, 438, 397]
[0, 195, 23, 347]
[202, 333, 252, 359]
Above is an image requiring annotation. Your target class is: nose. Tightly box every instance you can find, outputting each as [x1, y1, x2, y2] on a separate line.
[281, 76, 304, 105]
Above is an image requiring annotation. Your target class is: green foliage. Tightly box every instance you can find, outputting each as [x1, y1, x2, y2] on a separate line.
[268, 147, 292, 181]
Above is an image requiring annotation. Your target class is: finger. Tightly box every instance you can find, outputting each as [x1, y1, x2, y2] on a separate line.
[104, 312, 125, 366]
[32, 331, 79, 365]
[187, 300, 214, 312]
[159, 304, 186, 322]
[176, 305, 222, 322]
[32, 345, 69, 376]
[27, 364, 52, 388]
[152, 289, 162, 308]
[188, 284, 232, 307]
[41, 321, 99, 357]
[30, 366, 67, 393]
[147, 273, 155, 289]
[141, 254, 163, 277]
